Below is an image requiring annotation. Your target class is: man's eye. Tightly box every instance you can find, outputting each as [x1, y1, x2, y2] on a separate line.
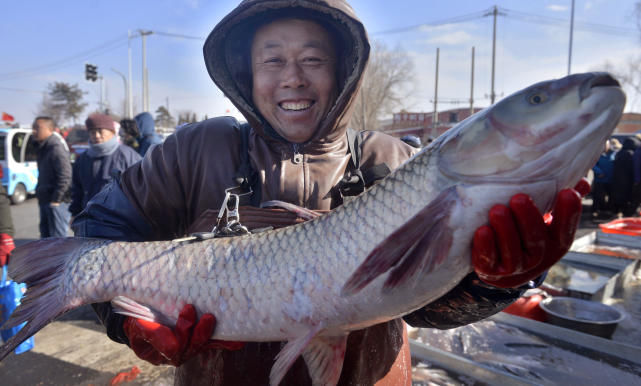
[264, 58, 282, 64]
[302, 57, 323, 63]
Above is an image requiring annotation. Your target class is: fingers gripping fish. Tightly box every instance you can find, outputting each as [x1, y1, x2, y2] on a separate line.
[0, 73, 625, 386]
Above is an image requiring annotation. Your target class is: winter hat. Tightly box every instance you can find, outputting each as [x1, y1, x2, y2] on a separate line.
[85, 113, 116, 133]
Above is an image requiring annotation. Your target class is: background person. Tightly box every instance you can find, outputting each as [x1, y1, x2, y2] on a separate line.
[0, 183, 15, 269]
[133, 112, 163, 156]
[69, 113, 141, 220]
[32, 116, 72, 238]
[119, 118, 140, 151]
[73, 1, 585, 384]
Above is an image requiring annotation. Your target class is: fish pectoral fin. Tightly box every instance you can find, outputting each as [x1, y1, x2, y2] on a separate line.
[341, 186, 458, 296]
[302, 335, 348, 386]
[270, 324, 324, 386]
[111, 296, 168, 324]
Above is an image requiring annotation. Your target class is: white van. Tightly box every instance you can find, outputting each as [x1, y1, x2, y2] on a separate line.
[0, 128, 39, 204]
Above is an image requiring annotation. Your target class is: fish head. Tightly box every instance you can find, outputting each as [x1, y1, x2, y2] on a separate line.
[438, 72, 625, 191]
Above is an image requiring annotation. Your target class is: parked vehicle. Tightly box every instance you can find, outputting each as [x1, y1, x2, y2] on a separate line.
[65, 127, 89, 163]
[0, 128, 39, 204]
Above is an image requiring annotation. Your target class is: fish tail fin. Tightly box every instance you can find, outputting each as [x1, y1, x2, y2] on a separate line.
[0, 238, 89, 360]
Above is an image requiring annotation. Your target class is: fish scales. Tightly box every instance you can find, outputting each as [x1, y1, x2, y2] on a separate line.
[0, 72, 626, 386]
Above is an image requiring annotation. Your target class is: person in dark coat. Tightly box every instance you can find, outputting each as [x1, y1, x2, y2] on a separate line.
[0, 182, 15, 268]
[591, 139, 615, 218]
[69, 113, 142, 219]
[32, 116, 72, 238]
[133, 112, 163, 156]
[611, 136, 639, 216]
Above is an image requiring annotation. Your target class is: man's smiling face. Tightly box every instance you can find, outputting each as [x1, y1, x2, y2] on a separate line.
[251, 18, 338, 144]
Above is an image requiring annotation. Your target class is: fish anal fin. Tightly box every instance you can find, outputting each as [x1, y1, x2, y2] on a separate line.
[302, 335, 348, 386]
[270, 324, 324, 386]
[341, 186, 458, 296]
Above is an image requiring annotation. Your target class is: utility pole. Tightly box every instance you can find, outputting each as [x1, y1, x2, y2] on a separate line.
[432, 47, 439, 138]
[127, 30, 134, 118]
[568, 0, 575, 75]
[112, 68, 128, 117]
[99, 76, 105, 112]
[490, 6, 498, 105]
[139, 30, 153, 112]
[470, 46, 475, 116]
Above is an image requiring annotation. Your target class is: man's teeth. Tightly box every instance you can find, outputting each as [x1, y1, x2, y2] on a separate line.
[281, 102, 312, 111]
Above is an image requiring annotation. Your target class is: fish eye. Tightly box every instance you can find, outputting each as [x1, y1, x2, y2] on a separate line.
[528, 92, 548, 105]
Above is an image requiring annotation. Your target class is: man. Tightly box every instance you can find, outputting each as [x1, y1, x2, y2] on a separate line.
[69, 113, 141, 219]
[133, 112, 163, 156]
[32, 116, 72, 238]
[73, 1, 585, 384]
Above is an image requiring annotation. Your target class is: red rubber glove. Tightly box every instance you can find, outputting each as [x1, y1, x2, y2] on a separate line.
[0, 233, 15, 267]
[123, 304, 244, 366]
[472, 179, 589, 288]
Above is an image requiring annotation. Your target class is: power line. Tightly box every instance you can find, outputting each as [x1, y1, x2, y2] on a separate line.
[371, 8, 490, 35]
[0, 35, 128, 82]
[501, 7, 637, 36]
[0, 86, 43, 94]
[152, 31, 204, 40]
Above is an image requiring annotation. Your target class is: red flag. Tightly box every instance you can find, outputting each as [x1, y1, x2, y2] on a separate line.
[2, 112, 14, 122]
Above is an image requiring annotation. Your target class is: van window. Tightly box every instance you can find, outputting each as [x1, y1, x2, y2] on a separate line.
[0, 135, 5, 161]
[11, 133, 25, 163]
[25, 135, 38, 162]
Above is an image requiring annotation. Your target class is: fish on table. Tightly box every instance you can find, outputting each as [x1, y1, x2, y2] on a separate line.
[0, 72, 626, 386]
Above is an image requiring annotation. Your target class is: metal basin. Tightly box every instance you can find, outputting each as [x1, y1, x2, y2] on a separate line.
[539, 297, 625, 339]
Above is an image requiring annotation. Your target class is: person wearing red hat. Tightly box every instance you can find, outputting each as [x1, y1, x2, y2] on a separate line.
[69, 113, 141, 220]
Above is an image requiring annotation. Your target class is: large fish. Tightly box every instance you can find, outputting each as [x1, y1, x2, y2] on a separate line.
[0, 72, 625, 385]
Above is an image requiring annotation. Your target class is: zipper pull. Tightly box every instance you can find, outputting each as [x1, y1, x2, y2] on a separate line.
[292, 143, 303, 164]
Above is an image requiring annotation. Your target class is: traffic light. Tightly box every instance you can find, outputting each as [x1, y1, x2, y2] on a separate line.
[85, 64, 98, 82]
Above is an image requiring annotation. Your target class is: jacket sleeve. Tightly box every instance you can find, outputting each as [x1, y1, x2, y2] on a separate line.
[0, 184, 14, 236]
[69, 160, 83, 217]
[72, 179, 154, 345]
[51, 142, 72, 203]
[403, 272, 541, 329]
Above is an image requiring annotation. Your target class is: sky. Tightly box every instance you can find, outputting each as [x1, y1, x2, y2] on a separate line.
[0, 0, 639, 127]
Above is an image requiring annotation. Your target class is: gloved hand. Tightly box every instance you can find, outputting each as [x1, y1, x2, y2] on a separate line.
[472, 179, 589, 288]
[0, 233, 15, 267]
[123, 304, 244, 366]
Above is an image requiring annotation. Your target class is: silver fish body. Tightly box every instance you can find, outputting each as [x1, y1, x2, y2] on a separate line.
[0, 72, 626, 385]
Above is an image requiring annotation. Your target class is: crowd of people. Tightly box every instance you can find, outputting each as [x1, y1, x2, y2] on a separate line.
[29, 112, 162, 238]
[591, 135, 641, 219]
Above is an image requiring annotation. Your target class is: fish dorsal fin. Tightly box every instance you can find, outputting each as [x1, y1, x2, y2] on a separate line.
[270, 324, 324, 386]
[341, 186, 458, 296]
[302, 335, 348, 386]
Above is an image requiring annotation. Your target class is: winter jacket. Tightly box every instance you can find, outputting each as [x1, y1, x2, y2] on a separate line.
[73, 1, 527, 384]
[69, 143, 141, 216]
[35, 134, 72, 204]
[612, 137, 638, 210]
[134, 112, 163, 156]
[0, 184, 14, 236]
[592, 150, 615, 184]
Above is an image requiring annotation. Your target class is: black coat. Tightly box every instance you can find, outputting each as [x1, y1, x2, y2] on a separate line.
[611, 138, 639, 210]
[36, 134, 72, 204]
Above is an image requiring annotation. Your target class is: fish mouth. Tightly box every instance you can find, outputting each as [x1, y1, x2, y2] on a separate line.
[579, 73, 621, 101]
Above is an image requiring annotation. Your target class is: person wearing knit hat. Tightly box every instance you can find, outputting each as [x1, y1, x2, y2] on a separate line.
[69, 113, 142, 219]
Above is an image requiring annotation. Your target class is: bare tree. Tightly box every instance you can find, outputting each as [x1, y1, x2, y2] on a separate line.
[350, 41, 416, 131]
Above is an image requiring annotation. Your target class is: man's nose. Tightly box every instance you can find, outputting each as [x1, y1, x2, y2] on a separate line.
[280, 62, 307, 89]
